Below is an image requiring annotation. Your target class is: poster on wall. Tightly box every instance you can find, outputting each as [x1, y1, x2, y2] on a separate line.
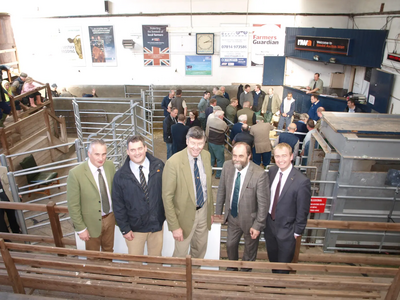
[142, 25, 170, 66]
[220, 31, 248, 67]
[58, 27, 86, 67]
[185, 56, 212, 75]
[88, 25, 117, 66]
[251, 24, 284, 66]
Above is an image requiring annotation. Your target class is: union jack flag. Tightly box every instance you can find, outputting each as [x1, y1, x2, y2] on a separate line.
[143, 46, 170, 66]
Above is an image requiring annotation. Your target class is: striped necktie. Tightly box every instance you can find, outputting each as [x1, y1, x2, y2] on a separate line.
[194, 158, 204, 208]
[139, 165, 149, 201]
[97, 169, 110, 214]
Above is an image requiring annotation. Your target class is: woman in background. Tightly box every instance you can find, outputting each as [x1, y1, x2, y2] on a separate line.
[186, 110, 201, 128]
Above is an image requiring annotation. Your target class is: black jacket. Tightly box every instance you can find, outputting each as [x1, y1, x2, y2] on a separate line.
[171, 123, 189, 155]
[251, 90, 267, 112]
[163, 115, 176, 143]
[112, 154, 165, 234]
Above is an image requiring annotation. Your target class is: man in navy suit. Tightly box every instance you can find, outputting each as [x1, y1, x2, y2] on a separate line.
[264, 143, 311, 273]
[171, 114, 189, 155]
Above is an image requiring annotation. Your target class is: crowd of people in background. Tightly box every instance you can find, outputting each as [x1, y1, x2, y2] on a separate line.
[161, 81, 363, 171]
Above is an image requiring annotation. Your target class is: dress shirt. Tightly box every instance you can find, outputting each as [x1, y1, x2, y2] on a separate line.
[87, 159, 112, 216]
[348, 108, 355, 113]
[229, 163, 250, 213]
[187, 150, 208, 203]
[303, 129, 316, 148]
[129, 157, 150, 183]
[269, 164, 293, 214]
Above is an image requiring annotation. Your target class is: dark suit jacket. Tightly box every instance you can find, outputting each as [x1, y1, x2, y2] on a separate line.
[230, 122, 243, 141]
[163, 115, 177, 143]
[216, 161, 269, 232]
[268, 165, 311, 239]
[171, 123, 189, 154]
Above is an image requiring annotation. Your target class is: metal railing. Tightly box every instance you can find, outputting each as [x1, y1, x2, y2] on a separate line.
[0, 141, 78, 236]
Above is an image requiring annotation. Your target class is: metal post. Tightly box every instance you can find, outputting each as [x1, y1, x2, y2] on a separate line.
[130, 99, 135, 135]
[141, 89, 146, 132]
[74, 139, 83, 162]
[72, 99, 83, 144]
[0, 154, 8, 169]
[111, 121, 118, 162]
[7, 172, 28, 234]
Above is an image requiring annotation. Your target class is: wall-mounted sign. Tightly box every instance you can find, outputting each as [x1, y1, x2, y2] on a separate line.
[310, 197, 327, 213]
[185, 55, 212, 75]
[220, 31, 248, 67]
[142, 25, 170, 66]
[387, 53, 400, 63]
[295, 36, 350, 56]
[251, 24, 284, 66]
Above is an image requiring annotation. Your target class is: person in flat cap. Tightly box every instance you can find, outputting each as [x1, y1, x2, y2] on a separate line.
[10, 72, 28, 96]
[51, 84, 60, 98]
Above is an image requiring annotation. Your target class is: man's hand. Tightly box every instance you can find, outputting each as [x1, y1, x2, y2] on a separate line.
[250, 228, 260, 239]
[282, 113, 287, 117]
[294, 234, 301, 240]
[173, 228, 184, 242]
[211, 215, 214, 224]
[78, 229, 90, 241]
[167, 107, 171, 113]
[306, 86, 311, 90]
[123, 231, 134, 241]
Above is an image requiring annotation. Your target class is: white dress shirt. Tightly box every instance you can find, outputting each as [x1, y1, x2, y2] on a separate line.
[87, 159, 112, 216]
[129, 157, 150, 183]
[269, 164, 293, 214]
[229, 163, 250, 213]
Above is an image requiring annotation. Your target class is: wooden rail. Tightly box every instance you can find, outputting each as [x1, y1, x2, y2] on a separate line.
[0, 239, 399, 300]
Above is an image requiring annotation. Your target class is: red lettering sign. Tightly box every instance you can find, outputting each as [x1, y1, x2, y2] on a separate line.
[310, 197, 327, 213]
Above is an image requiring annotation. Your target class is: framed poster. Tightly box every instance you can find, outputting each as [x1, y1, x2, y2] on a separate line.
[142, 25, 170, 66]
[59, 27, 86, 67]
[88, 26, 117, 66]
[220, 31, 248, 66]
[185, 56, 212, 75]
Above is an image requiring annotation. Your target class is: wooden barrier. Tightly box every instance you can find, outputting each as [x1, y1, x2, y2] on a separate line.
[0, 239, 399, 300]
[0, 202, 400, 299]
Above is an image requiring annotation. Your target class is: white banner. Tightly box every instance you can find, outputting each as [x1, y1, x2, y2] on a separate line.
[220, 31, 248, 67]
[251, 24, 284, 66]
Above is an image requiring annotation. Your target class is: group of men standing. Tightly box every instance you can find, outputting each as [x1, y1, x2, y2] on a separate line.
[67, 128, 215, 261]
[67, 131, 311, 273]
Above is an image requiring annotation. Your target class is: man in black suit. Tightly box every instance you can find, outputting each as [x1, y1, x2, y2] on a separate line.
[171, 114, 189, 155]
[264, 143, 311, 274]
[163, 107, 178, 159]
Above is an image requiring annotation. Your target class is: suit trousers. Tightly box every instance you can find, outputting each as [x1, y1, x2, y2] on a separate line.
[263, 111, 273, 123]
[125, 229, 163, 256]
[173, 202, 208, 259]
[208, 143, 225, 178]
[264, 214, 296, 274]
[252, 148, 271, 167]
[85, 212, 115, 253]
[226, 212, 259, 264]
[277, 115, 292, 130]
